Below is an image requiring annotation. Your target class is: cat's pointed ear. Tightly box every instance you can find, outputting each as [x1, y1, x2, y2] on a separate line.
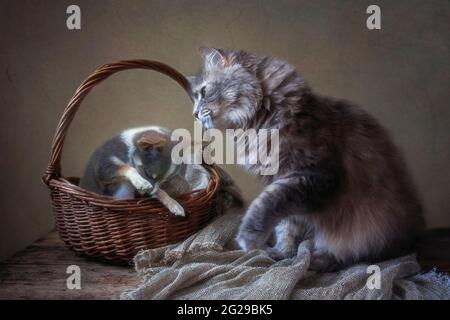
[198, 47, 229, 69]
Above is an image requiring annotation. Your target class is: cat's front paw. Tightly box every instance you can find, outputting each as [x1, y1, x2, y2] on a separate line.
[126, 169, 154, 195]
[133, 178, 154, 195]
[235, 222, 266, 252]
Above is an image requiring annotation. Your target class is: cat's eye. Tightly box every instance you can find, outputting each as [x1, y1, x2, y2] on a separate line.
[199, 86, 206, 100]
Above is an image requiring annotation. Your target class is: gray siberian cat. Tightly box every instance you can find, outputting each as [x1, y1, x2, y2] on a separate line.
[189, 47, 424, 271]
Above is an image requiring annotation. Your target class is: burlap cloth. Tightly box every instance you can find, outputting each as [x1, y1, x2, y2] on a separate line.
[121, 210, 450, 300]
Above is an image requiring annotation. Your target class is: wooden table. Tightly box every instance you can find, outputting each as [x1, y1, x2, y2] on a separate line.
[0, 231, 139, 299]
[1, 229, 449, 299]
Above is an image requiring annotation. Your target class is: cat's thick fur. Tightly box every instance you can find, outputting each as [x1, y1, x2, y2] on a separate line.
[190, 47, 424, 271]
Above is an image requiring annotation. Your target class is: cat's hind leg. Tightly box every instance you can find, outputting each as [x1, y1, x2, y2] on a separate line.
[309, 248, 344, 272]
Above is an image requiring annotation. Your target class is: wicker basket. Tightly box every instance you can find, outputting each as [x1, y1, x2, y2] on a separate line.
[42, 60, 221, 262]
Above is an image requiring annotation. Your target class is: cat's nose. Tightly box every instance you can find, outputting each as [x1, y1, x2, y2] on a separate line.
[193, 111, 199, 119]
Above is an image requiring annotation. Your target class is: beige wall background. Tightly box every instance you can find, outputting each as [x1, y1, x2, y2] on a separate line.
[1, 0, 449, 261]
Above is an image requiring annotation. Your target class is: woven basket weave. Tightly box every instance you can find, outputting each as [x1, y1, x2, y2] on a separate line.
[42, 60, 221, 262]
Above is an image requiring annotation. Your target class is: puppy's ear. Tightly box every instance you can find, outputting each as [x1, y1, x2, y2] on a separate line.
[198, 47, 229, 69]
[137, 132, 166, 152]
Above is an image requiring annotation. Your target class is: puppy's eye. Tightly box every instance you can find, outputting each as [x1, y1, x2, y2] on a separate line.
[199, 86, 206, 99]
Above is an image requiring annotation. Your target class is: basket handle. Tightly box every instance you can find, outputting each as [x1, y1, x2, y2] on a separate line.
[42, 60, 192, 186]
